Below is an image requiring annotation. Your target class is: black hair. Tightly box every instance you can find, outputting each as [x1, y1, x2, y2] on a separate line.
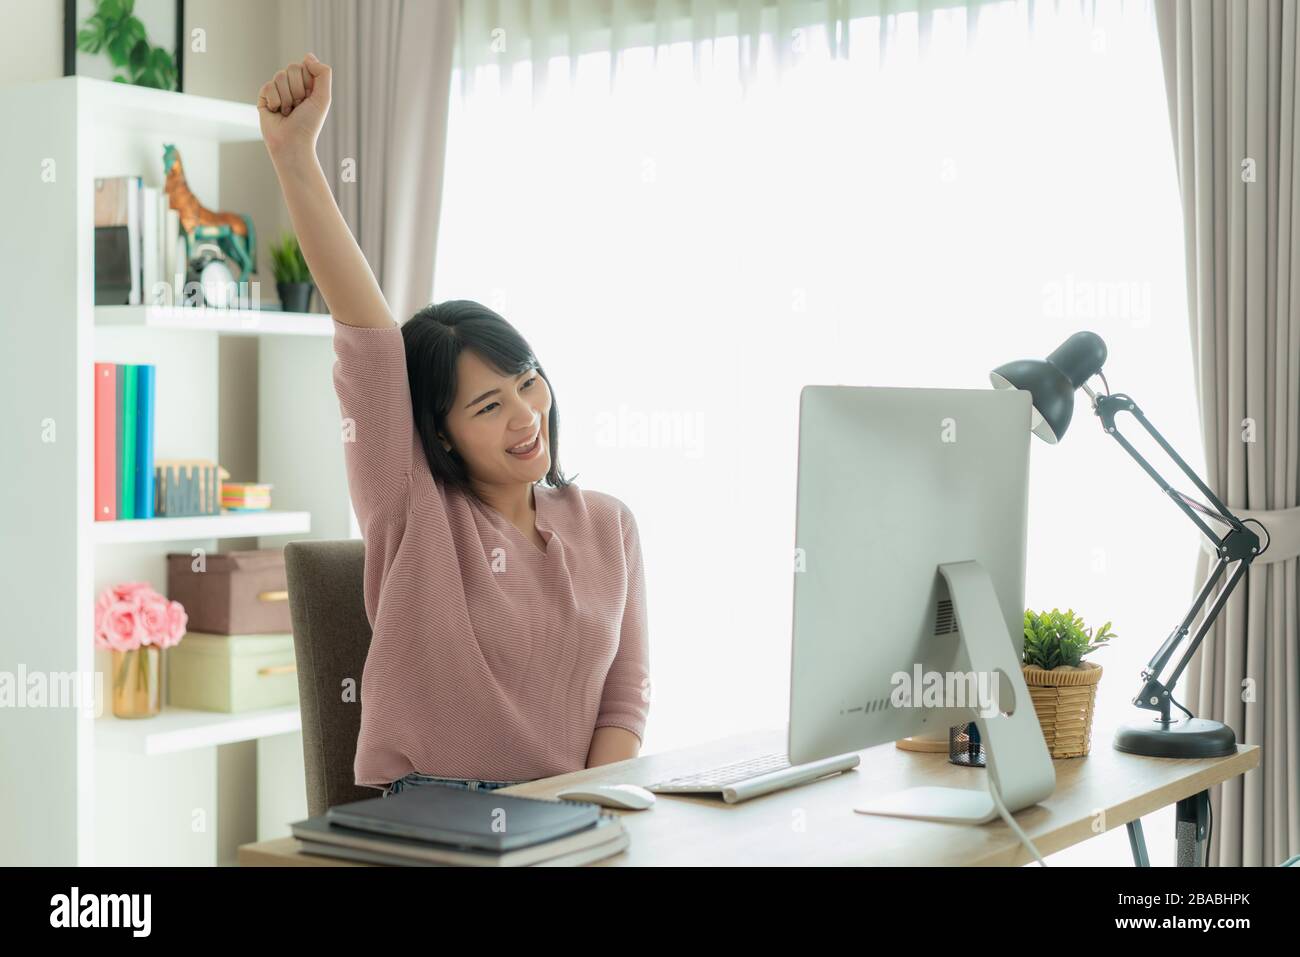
[401, 299, 572, 500]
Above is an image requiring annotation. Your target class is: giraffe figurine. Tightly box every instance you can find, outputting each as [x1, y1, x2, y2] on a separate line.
[162, 144, 256, 282]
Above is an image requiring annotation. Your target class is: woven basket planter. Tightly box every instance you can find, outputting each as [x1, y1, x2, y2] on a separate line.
[1022, 661, 1102, 758]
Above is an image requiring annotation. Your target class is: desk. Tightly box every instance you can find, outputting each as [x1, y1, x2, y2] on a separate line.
[238, 724, 1259, 866]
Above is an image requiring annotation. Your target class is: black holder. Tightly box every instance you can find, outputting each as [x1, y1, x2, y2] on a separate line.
[949, 722, 985, 768]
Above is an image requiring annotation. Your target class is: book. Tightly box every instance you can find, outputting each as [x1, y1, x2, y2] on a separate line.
[116, 365, 138, 520]
[291, 811, 626, 867]
[324, 784, 601, 852]
[164, 206, 183, 293]
[296, 826, 630, 867]
[141, 186, 160, 303]
[134, 365, 155, 519]
[93, 363, 117, 522]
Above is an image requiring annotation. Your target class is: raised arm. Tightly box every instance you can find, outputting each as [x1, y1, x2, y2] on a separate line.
[258, 53, 394, 330]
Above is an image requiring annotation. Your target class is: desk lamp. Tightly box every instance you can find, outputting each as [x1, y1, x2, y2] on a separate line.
[990, 332, 1269, 758]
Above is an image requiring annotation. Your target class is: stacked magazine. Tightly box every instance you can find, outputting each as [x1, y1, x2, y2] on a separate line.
[289, 785, 629, 866]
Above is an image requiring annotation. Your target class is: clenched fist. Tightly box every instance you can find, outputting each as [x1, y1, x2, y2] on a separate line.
[258, 53, 332, 159]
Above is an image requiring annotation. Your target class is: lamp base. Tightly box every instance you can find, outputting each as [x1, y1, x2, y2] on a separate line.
[1113, 716, 1236, 759]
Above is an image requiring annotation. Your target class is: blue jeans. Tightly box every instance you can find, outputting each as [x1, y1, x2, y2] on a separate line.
[383, 770, 528, 798]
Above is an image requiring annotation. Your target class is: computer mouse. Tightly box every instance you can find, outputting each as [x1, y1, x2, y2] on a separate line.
[554, 783, 656, 810]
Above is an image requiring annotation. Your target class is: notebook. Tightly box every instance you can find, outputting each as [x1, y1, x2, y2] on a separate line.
[323, 784, 602, 853]
[292, 813, 627, 867]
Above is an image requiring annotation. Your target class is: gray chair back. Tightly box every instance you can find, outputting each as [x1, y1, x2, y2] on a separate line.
[284, 538, 376, 816]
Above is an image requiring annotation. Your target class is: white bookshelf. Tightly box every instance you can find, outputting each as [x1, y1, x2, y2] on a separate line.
[0, 77, 359, 867]
[96, 705, 303, 756]
[93, 510, 311, 544]
[96, 305, 334, 337]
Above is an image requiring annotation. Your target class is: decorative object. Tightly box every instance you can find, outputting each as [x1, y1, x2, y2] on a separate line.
[269, 233, 315, 313]
[166, 548, 291, 635]
[186, 241, 237, 307]
[153, 458, 228, 516]
[167, 631, 298, 713]
[992, 332, 1268, 759]
[1020, 608, 1113, 758]
[65, 0, 183, 91]
[162, 144, 255, 281]
[94, 581, 187, 719]
[220, 481, 273, 511]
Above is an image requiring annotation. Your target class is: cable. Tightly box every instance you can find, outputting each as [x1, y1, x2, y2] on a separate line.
[1205, 790, 1214, 865]
[986, 770, 1047, 866]
[1098, 370, 1111, 395]
[1168, 689, 1195, 722]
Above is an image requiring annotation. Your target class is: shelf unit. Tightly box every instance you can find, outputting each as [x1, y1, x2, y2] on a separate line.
[93, 510, 311, 544]
[96, 305, 335, 337]
[0, 77, 361, 866]
[96, 705, 303, 757]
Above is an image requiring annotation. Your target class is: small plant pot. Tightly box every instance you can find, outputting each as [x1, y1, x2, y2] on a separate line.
[1022, 661, 1102, 758]
[276, 282, 314, 314]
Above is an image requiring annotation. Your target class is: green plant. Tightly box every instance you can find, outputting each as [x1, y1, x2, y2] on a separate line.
[1022, 608, 1116, 669]
[269, 233, 312, 284]
[76, 0, 178, 90]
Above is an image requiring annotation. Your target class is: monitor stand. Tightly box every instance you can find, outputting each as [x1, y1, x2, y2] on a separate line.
[854, 560, 1057, 824]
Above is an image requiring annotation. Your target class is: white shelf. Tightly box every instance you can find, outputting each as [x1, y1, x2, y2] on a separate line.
[95, 704, 302, 756]
[78, 76, 262, 143]
[96, 305, 334, 337]
[0, 73, 354, 866]
[94, 510, 312, 544]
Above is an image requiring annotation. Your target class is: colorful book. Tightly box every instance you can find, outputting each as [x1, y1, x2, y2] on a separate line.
[134, 365, 155, 519]
[94, 363, 117, 522]
[116, 364, 138, 520]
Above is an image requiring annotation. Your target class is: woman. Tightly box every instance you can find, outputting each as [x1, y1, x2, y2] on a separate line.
[258, 54, 650, 798]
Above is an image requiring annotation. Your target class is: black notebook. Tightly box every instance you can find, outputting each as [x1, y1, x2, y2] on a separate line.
[324, 784, 601, 853]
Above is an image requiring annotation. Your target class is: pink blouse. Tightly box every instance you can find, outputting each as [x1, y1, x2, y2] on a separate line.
[330, 317, 650, 788]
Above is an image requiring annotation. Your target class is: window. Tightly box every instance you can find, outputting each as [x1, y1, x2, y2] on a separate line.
[437, 0, 1192, 863]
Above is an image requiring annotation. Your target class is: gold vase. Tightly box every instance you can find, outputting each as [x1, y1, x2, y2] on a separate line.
[111, 646, 161, 719]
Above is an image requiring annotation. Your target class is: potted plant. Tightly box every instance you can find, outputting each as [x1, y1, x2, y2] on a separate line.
[269, 232, 315, 313]
[1022, 608, 1116, 758]
[94, 582, 187, 719]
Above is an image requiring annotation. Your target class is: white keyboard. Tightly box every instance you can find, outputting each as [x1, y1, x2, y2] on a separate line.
[649, 751, 861, 804]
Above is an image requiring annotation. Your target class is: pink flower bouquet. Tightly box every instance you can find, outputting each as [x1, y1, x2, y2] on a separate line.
[95, 582, 187, 716]
[94, 582, 187, 652]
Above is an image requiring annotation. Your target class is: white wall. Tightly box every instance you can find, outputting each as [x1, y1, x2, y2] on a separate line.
[0, 0, 63, 87]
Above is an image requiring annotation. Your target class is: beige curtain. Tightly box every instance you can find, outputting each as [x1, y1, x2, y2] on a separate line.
[1155, 0, 1300, 867]
[453, 0, 1017, 98]
[308, 0, 460, 320]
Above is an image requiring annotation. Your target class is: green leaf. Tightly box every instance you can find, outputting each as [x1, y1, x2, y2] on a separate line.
[129, 38, 149, 69]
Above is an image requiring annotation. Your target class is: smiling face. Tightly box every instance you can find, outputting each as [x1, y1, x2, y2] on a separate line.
[437, 348, 553, 489]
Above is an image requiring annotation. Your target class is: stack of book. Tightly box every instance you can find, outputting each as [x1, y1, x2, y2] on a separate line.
[94, 175, 186, 306]
[93, 362, 156, 522]
[290, 785, 629, 867]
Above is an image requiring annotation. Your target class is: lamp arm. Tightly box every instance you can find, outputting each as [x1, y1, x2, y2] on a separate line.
[1089, 392, 1261, 725]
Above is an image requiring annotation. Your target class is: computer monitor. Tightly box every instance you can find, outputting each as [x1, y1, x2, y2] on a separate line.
[787, 385, 1056, 823]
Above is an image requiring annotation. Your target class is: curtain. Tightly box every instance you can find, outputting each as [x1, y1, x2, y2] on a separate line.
[452, 0, 1095, 97]
[308, 0, 460, 320]
[1155, 0, 1300, 867]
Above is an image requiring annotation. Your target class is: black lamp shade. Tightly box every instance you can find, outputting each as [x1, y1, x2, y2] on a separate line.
[990, 331, 1108, 444]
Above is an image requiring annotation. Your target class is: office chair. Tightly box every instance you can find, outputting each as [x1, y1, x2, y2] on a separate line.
[283, 539, 375, 816]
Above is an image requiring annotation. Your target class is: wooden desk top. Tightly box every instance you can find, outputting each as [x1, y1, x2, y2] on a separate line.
[239, 723, 1259, 867]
